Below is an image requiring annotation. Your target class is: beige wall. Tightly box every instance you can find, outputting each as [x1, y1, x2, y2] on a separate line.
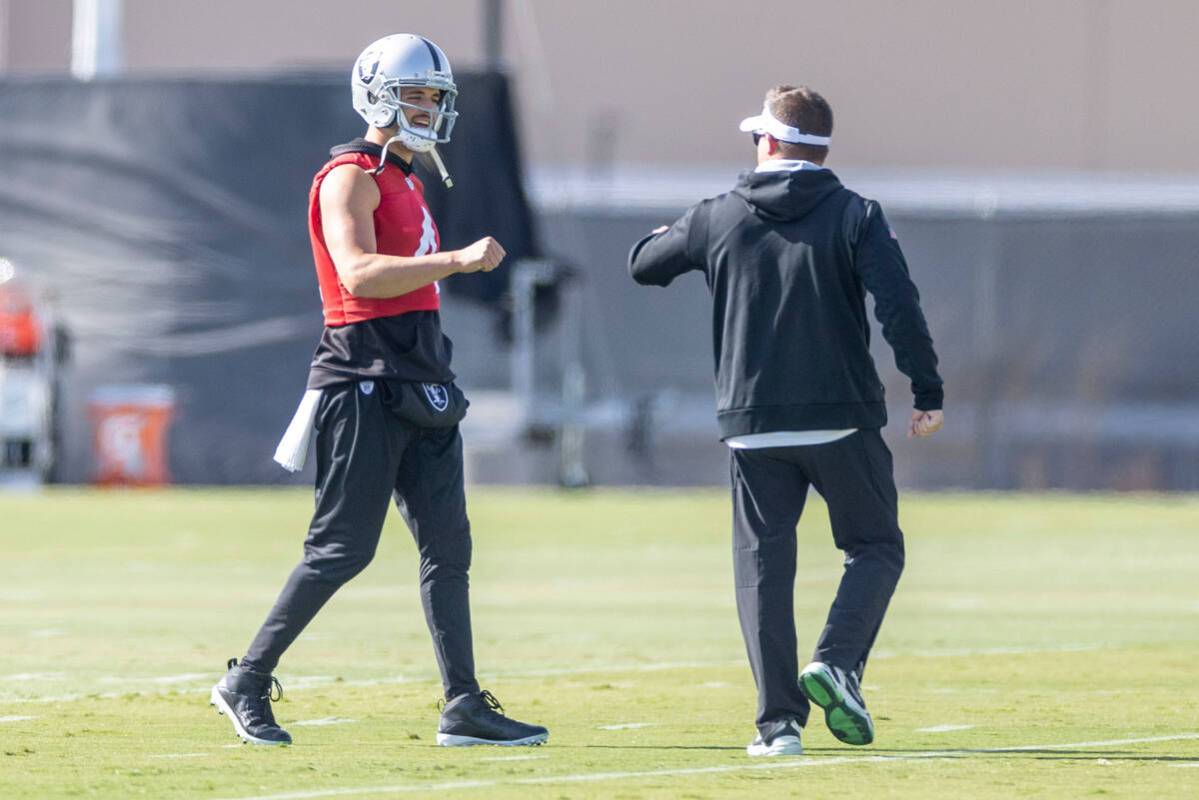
[3, 0, 1195, 172]
[2, 0, 72, 71]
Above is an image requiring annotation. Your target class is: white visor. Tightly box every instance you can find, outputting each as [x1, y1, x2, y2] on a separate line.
[738, 104, 831, 146]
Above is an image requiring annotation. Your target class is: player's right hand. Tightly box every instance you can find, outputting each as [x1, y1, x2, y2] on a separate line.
[454, 237, 506, 273]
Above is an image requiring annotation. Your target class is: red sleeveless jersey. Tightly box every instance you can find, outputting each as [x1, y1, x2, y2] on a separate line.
[308, 151, 441, 326]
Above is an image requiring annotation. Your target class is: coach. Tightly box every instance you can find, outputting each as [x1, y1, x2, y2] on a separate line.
[629, 86, 943, 756]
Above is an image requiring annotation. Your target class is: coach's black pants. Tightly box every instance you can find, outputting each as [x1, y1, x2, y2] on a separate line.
[731, 429, 905, 734]
[242, 381, 479, 700]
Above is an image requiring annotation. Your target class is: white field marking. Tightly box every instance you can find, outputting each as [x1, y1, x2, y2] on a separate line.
[280, 676, 342, 690]
[0, 590, 47, 601]
[700, 681, 730, 689]
[98, 672, 213, 686]
[152, 673, 212, 685]
[292, 717, 357, 727]
[150, 753, 208, 759]
[0, 715, 36, 723]
[994, 733, 1199, 751]
[872, 643, 1101, 660]
[212, 732, 1199, 800]
[223, 744, 243, 749]
[29, 628, 65, 638]
[596, 722, 654, 731]
[1, 643, 1121, 705]
[1171, 763, 1199, 768]
[3, 661, 732, 704]
[479, 755, 547, 763]
[916, 724, 975, 733]
[2, 672, 65, 682]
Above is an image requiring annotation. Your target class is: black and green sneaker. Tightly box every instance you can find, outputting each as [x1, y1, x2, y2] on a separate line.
[799, 661, 874, 746]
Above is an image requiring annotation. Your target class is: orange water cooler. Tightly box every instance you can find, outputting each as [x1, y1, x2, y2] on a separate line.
[88, 385, 175, 486]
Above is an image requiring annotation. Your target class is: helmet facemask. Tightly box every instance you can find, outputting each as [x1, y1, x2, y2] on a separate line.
[375, 80, 458, 154]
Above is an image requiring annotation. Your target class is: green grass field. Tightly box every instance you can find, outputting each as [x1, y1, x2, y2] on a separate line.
[1, 488, 1197, 799]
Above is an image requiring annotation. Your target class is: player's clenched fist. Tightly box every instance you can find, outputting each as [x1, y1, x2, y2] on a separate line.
[453, 236, 506, 273]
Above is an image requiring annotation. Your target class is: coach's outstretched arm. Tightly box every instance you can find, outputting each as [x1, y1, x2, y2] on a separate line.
[851, 200, 944, 436]
[628, 202, 710, 286]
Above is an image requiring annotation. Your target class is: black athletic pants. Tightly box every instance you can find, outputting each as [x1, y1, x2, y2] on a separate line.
[242, 380, 479, 700]
[730, 429, 905, 734]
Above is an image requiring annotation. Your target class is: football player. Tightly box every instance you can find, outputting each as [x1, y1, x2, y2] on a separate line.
[211, 34, 547, 749]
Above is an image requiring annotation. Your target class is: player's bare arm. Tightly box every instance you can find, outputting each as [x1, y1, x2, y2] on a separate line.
[319, 164, 505, 298]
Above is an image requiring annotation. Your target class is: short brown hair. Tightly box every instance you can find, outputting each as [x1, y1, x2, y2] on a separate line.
[765, 85, 833, 162]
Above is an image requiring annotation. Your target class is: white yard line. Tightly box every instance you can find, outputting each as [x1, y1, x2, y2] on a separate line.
[29, 629, 65, 638]
[871, 643, 1101, 660]
[292, 717, 357, 727]
[596, 723, 654, 731]
[213, 732, 1199, 800]
[150, 753, 208, 759]
[0, 715, 36, 723]
[0, 642, 1129, 705]
[994, 733, 1199, 751]
[479, 755, 546, 763]
[915, 724, 975, 733]
[3, 660, 736, 704]
[151, 673, 213, 685]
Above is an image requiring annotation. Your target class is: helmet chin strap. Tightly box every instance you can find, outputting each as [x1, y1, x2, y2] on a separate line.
[427, 147, 454, 188]
[371, 133, 403, 176]
[371, 128, 453, 188]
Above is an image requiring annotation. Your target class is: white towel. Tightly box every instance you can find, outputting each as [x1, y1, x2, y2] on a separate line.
[273, 389, 323, 472]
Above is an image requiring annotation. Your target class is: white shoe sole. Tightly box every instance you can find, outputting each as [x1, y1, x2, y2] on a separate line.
[210, 685, 290, 746]
[746, 735, 803, 756]
[436, 731, 548, 747]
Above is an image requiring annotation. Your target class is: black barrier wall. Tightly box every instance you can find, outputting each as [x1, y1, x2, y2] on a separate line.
[0, 73, 535, 484]
[526, 199, 1199, 491]
[2, 76, 1197, 489]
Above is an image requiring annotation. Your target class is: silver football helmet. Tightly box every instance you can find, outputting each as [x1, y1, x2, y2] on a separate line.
[351, 34, 458, 154]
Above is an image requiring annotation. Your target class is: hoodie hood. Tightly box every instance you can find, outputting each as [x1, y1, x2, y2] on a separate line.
[732, 167, 843, 222]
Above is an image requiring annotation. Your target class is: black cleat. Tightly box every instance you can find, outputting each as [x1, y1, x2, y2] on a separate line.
[436, 690, 548, 747]
[210, 658, 292, 746]
[799, 661, 874, 745]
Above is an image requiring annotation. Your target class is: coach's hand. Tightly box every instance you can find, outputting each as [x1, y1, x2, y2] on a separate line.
[454, 237, 506, 273]
[908, 409, 943, 438]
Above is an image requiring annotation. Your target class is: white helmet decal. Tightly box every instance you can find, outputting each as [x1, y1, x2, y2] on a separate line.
[351, 34, 458, 154]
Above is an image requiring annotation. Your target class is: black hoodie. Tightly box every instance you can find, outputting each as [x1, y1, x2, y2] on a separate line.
[629, 166, 943, 439]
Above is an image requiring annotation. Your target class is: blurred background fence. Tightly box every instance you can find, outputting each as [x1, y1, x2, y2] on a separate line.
[1, 0, 1196, 490]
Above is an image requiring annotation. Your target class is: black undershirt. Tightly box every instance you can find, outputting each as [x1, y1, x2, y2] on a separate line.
[307, 311, 456, 389]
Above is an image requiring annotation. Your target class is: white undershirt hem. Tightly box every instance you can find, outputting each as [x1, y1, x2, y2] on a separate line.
[725, 429, 858, 449]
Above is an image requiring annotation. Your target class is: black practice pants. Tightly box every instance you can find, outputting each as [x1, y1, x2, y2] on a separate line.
[730, 429, 905, 733]
[242, 380, 479, 700]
